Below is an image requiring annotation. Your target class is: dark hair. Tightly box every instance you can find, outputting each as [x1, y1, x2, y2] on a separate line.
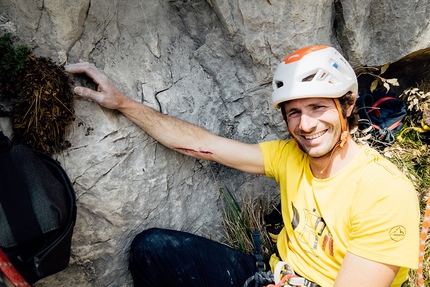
[337, 91, 359, 131]
[279, 91, 359, 131]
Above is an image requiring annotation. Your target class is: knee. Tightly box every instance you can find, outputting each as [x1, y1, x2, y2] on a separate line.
[129, 228, 169, 261]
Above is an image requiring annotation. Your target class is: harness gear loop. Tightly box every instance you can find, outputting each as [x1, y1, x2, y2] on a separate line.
[273, 261, 295, 284]
[266, 261, 320, 287]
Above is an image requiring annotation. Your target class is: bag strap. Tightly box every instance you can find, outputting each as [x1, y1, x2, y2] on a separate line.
[0, 131, 43, 246]
[0, 248, 30, 286]
[366, 96, 397, 118]
[367, 96, 404, 131]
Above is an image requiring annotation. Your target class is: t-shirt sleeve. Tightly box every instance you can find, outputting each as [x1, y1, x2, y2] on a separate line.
[259, 141, 277, 179]
[259, 140, 293, 180]
[348, 175, 420, 269]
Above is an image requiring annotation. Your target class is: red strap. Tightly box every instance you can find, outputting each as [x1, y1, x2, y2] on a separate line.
[367, 96, 397, 118]
[371, 117, 403, 131]
[0, 249, 30, 287]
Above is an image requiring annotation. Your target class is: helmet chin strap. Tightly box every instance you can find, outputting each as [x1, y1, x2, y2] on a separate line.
[334, 98, 349, 147]
[319, 98, 348, 174]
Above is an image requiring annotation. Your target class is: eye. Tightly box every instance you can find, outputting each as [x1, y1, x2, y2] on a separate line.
[287, 110, 300, 118]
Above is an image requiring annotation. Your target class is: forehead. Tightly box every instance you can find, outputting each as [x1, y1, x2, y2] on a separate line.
[282, 97, 334, 110]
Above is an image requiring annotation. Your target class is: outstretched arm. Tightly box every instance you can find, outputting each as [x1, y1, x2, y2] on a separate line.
[65, 61, 265, 174]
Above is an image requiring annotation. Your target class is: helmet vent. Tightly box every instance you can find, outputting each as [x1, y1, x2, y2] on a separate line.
[275, 81, 284, 89]
[301, 74, 316, 82]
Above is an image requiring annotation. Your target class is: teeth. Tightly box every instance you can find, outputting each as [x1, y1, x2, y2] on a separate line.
[304, 131, 325, 140]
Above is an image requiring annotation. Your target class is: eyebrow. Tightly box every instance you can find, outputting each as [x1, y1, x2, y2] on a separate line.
[285, 100, 328, 114]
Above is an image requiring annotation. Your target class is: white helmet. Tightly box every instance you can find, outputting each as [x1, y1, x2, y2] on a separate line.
[272, 46, 358, 108]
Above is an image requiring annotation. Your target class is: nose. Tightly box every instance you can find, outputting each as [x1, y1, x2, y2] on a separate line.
[299, 113, 317, 133]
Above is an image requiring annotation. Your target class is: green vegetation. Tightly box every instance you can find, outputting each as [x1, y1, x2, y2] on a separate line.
[0, 33, 29, 78]
[0, 33, 75, 155]
[390, 82, 430, 287]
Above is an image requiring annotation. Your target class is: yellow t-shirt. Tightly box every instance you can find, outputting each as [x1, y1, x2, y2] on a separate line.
[260, 140, 419, 287]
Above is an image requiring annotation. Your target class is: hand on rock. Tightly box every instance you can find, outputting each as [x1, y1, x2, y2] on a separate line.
[65, 61, 129, 110]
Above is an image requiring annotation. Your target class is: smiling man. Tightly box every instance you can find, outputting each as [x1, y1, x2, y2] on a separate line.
[65, 46, 419, 287]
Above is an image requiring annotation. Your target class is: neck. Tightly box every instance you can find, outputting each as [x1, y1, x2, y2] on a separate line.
[309, 137, 360, 179]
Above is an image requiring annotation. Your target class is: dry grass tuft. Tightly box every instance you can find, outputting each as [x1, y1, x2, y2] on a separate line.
[1, 33, 75, 155]
[220, 186, 278, 260]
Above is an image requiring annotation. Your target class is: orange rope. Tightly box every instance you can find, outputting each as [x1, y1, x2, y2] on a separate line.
[265, 273, 293, 287]
[417, 188, 430, 287]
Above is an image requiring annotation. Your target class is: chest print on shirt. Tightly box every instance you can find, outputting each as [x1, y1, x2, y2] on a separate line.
[322, 232, 334, 256]
[293, 204, 334, 257]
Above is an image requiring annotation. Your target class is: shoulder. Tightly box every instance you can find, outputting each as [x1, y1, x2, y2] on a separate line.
[259, 139, 304, 166]
[357, 146, 411, 182]
[351, 146, 418, 212]
[259, 139, 297, 154]
[343, 146, 418, 213]
[259, 139, 303, 178]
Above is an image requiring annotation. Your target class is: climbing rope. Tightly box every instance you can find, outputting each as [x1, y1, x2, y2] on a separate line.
[264, 261, 320, 287]
[417, 188, 430, 287]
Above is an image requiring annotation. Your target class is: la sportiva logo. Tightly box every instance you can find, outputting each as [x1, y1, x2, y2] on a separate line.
[389, 225, 406, 242]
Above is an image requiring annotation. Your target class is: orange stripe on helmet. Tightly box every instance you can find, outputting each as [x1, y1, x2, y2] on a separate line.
[283, 45, 329, 64]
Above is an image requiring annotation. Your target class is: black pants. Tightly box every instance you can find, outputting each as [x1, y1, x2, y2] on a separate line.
[129, 228, 257, 287]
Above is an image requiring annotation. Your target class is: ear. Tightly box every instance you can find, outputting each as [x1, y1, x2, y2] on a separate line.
[346, 95, 357, 117]
[280, 103, 287, 121]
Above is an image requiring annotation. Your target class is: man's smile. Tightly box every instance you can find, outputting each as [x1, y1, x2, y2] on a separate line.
[302, 130, 327, 140]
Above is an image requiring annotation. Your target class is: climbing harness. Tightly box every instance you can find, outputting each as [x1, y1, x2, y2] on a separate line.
[243, 230, 273, 287]
[243, 259, 320, 287]
[243, 230, 320, 287]
[266, 261, 320, 287]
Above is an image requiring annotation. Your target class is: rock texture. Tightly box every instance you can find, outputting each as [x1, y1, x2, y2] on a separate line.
[0, 0, 429, 286]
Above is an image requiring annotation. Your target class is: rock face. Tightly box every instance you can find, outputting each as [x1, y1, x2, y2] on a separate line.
[0, 1, 429, 286]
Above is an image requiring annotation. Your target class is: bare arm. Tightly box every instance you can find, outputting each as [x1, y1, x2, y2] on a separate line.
[334, 252, 399, 286]
[65, 61, 265, 174]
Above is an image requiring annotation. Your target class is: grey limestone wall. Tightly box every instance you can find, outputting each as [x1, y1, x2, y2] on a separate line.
[1, 0, 429, 286]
